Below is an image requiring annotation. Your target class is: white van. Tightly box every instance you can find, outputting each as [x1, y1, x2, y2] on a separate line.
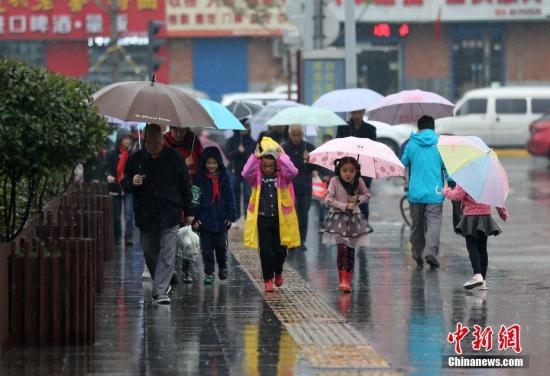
[436, 87, 550, 147]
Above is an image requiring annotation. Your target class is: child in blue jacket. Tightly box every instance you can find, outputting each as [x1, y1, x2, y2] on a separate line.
[193, 147, 238, 284]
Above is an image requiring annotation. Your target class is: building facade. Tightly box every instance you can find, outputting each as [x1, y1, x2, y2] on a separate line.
[329, 0, 550, 100]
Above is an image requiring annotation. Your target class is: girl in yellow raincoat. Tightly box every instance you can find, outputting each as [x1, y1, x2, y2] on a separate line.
[241, 137, 300, 292]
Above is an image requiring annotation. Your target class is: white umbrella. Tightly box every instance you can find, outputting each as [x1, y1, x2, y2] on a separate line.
[312, 88, 383, 112]
[249, 99, 303, 139]
[266, 106, 346, 127]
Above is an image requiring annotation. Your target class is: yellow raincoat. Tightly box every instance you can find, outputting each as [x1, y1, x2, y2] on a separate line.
[241, 138, 301, 249]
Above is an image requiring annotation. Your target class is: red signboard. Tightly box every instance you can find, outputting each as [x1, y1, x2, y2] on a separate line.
[0, 0, 164, 40]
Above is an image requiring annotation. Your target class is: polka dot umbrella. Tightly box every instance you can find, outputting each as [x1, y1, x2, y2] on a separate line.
[309, 136, 405, 179]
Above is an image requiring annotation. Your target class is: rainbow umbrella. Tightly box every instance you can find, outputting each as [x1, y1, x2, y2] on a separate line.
[438, 135, 509, 207]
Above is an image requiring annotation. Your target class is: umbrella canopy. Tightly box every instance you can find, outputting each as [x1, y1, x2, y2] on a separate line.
[438, 135, 509, 207]
[309, 137, 404, 179]
[249, 99, 302, 133]
[312, 88, 383, 113]
[367, 89, 455, 125]
[225, 101, 263, 120]
[266, 106, 346, 127]
[92, 78, 215, 128]
[198, 99, 245, 131]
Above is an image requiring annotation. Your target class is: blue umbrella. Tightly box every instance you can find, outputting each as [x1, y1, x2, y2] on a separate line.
[198, 99, 245, 131]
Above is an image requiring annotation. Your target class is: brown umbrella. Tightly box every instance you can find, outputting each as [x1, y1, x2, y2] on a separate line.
[92, 77, 215, 128]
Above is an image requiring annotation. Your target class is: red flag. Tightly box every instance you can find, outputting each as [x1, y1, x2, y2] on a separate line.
[434, 7, 442, 40]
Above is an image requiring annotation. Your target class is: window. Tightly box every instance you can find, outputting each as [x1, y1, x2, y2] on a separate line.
[531, 98, 550, 114]
[457, 99, 487, 116]
[495, 99, 527, 114]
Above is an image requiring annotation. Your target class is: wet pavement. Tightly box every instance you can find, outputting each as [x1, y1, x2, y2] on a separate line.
[1, 156, 549, 375]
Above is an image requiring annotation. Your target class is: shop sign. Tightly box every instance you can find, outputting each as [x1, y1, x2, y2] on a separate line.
[328, 0, 549, 22]
[0, 0, 163, 40]
[166, 0, 293, 36]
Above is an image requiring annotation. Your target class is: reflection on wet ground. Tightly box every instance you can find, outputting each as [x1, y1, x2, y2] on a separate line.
[287, 157, 550, 375]
[0, 240, 302, 375]
[0, 157, 549, 375]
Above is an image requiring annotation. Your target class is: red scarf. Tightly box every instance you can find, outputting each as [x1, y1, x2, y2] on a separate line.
[206, 173, 220, 203]
[116, 146, 129, 184]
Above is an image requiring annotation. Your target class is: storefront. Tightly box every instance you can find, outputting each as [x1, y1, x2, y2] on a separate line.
[165, 0, 292, 101]
[328, 0, 550, 100]
[0, 0, 167, 82]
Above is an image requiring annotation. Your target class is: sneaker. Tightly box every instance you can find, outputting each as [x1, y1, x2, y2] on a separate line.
[274, 273, 284, 287]
[204, 274, 214, 285]
[264, 279, 274, 292]
[318, 227, 326, 234]
[479, 280, 489, 290]
[425, 255, 440, 269]
[170, 271, 178, 285]
[153, 294, 170, 305]
[142, 267, 151, 280]
[182, 271, 193, 284]
[463, 274, 484, 290]
[218, 268, 228, 280]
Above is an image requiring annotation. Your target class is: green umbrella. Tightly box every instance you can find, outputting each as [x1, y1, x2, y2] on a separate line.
[266, 105, 346, 127]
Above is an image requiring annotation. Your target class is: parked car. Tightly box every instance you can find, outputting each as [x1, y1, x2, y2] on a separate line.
[436, 87, 550, 147]
[527, 114, 550, 159]
[366, 119, 414, 156]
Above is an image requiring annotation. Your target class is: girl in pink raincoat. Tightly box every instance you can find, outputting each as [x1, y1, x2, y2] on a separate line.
[443, 185, 508, 290]
[241, 137, 300, 292]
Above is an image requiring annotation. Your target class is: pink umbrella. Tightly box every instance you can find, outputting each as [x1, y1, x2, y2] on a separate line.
[368, 89, 455, 125]
[309, 137, 404, 179]
[199, 136, 229, 167]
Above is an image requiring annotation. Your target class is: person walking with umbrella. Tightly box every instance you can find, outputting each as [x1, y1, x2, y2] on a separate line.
[401, 115, 450, 269]
[122, 124, 194, 305]
[323, 157, 370, 293]
[282, 125, 315, 250]
[105, 129, 135, 246]
[225, 118, 256, 221]
[336, 109, 377, 233]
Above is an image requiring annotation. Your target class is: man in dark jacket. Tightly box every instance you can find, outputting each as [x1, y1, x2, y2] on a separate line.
[282, 125, 315, 250]
[336, 109, 377, 233]
[122, 124, 194, 305]
[225, 119, 256, 219]
[105, 130, 134, 245]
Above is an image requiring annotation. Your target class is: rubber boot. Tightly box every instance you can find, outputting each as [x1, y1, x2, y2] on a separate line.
[344, 271, 353, 293]
[338, 270, 349, 292]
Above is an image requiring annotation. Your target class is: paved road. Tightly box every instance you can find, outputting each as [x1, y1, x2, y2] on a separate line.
[0, 156, 548, 375]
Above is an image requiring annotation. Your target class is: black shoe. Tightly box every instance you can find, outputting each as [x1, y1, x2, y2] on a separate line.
[170, 271, 178, 285]
[219, 268, 228, 280]
[425, 255, 440, 268]
[412, 254, 424, 267]
[367, 224, 374, 234]
[182, 271, 193, 284]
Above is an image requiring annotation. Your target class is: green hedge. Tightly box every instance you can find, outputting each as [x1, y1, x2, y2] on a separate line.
[0, 59, 112, 242]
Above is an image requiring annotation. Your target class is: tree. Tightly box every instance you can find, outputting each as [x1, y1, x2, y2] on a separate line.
[0, 59, 112, 242]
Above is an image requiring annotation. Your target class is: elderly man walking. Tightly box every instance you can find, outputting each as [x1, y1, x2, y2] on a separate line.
[401, 115, 449, 269]
[282, 125, 315, 250]
[122, 124, 194, 304]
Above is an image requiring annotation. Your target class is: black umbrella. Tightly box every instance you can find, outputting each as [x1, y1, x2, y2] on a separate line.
[225, 101, 262, 120]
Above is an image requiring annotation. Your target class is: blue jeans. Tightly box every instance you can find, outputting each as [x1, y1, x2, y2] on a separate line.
[112, 193, 134, 241]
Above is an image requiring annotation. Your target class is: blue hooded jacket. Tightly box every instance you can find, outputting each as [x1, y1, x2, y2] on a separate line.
[194, 147, 238, 232]
[401, 129, 447, 204]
